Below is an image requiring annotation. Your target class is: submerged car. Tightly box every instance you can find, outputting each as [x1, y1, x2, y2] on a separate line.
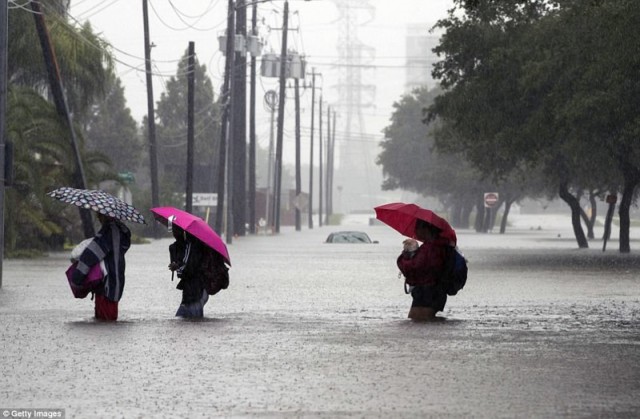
[325, 231, 378, 244]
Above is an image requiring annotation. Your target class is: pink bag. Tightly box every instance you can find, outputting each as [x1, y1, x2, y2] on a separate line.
[65, 262, 104, 299]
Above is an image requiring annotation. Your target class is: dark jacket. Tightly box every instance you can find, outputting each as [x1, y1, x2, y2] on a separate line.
[72, 220, 131, 302]
[397, 238, 448, 286]
[169, 238, 206, 304]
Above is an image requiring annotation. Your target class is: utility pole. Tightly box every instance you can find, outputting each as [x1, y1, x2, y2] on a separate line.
[273, 0, 289, 233]
[31, 2, 94, 238]
[248, 1, 258, 234]
[294, 79, 301, 231]
[328, 109, 337, 217]
[232, 0, 247, 237]
[143, 0, 160, 238]
[225, 0, 237, 245]
[325, 104, 331, 225]
[265, 91, 277, 228]
[318, 96, 323, 227]
[215, 0, 235, 234]
[0, 0, 7, 287]
[307, 69, 320, 229]
[185, 41, 195, 213]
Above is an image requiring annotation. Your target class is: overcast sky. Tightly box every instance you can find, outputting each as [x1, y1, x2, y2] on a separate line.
[70, 0, 454, 127]
[68, 0, 456, 210]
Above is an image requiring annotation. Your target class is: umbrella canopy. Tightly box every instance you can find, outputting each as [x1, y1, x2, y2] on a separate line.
[374, 202, 457, 245]
[48, 187, 146, 224]
[150, 206, 230, 265]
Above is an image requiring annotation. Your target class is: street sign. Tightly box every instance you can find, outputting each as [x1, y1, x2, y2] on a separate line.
[292, 193, 308, 211]
[484, 192, 499, 208]
[192, 193, 218, 207]
[264, 90, 278, 111]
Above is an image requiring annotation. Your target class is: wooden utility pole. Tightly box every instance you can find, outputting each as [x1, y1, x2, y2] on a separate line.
[273, 0, 289, 233]
[232, 0, 247, 237]
[318, 96, 323, 227]
[328, 109, 337, 217]
[325, 104, 331, 225]
[31, 2, 94, 238]
[185, 41, 195, 213]
[0, 0, 7, 287]
[215, 0, 235, 234]
[294, 79, 301, 231]
[142, 0, 160, 238]
[225, 0, 237, 245]
[248, 1, 258, 234]
[308, 75, 316, 230]
[266, 91, 277, 228]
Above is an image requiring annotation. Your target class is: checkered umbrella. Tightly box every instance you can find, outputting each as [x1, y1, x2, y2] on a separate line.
[47, 187, 146, 224]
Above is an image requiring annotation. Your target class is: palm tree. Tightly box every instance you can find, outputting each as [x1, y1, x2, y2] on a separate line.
[6, 2, 117, 254]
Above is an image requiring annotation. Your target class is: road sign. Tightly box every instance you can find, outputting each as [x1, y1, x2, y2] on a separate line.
[192, 193, 218, 207]
[264, 90, 278, 111]
[292, 193, 308, 211]
[484, 192, 499, 208]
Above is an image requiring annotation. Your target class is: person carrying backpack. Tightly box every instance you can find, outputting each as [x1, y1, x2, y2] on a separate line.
[168, 223, 210, 318]
[397, 219, 450, 321]
[71, 213, 131, 321]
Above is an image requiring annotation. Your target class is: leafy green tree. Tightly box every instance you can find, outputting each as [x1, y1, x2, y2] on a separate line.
[377, 87, 484, 229]
[543, 0, 640, 252]
[5, 87, 111, 254]
[84, 74, 142, 174]
[5, 1, 119, 253]
[428, 0, 637, 250]
[8, 2, 112, 116]
[153, 49, 221, 196]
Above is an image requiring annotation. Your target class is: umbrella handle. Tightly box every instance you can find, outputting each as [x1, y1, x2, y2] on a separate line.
[171, 271, 175, 282]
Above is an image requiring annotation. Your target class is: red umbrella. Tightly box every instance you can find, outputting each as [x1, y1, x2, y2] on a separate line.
[374, 202, 457, 245]
[150, 207, 231, 265]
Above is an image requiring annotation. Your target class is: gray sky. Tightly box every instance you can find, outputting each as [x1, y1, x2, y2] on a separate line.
[70, 0, 454, 128]
[69, 0, 455, 210]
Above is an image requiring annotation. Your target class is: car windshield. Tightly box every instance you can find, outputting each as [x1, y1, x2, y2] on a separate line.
[328, 232, 372, 243]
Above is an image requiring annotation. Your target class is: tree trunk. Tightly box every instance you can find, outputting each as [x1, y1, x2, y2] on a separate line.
[451, 202, 462, 228]
[579, 206, 594, 239]
[558, 182, 589, 248]
[500, 199, 513, 234]
[618, 174, 640, 253]
[602, 199, 615, 252]
[575, 187, 595, 240]
[588, 191, 598, 239]
[474, 197, 486, 233]
[489, 200, 503, 231]
[462, 201, 473, 229]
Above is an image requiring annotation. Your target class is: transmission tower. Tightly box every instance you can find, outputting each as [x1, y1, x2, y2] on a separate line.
[329, 0, 377, 213]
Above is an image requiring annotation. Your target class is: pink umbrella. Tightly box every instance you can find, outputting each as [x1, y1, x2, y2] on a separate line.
[150, 207, 231, 265]
[374, 202, 457, 246]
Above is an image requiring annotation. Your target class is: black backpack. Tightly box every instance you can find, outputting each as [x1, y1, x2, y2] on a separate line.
[440, 246, 468, 296]
[201, 248, 229, 296]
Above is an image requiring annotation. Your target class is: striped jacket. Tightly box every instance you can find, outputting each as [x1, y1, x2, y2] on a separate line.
[72, 220, 131, 302]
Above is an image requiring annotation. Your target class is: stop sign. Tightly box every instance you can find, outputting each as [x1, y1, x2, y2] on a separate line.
[484, 192, 499, 208]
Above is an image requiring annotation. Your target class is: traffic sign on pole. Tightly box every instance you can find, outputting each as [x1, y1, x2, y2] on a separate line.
[484, 192, 499, 208]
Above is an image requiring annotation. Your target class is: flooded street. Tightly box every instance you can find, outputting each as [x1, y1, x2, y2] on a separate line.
[1, 215, 639, 418]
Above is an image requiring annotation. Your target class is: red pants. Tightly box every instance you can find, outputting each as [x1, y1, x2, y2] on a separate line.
[95, 295, 118, 321]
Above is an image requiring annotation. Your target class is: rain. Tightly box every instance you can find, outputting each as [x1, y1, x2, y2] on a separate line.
[2, 214, 640, 417]
[1, 1, 640, 418]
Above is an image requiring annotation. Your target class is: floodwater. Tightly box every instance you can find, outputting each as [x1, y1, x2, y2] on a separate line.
[1, 214, 639, 418]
